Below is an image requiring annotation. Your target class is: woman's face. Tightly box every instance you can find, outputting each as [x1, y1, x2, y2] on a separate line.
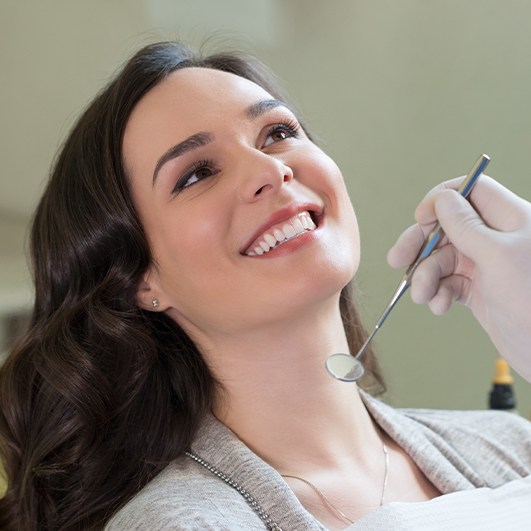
[123, 67, 359, 341]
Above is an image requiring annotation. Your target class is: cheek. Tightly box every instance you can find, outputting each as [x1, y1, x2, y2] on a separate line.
[312, 154, 360, 269]
[153, 210, 223, 278]
[298, 148, 348, 195]
[299, 150, 358, 230]
[307, 152, 361, 280]
[147, 203, 237, 312]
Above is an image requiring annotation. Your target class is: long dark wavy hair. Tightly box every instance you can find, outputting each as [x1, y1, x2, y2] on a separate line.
[0, 41, 385, 530]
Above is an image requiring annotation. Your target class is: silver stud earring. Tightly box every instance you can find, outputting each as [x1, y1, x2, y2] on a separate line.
[152, 298, 159, 309]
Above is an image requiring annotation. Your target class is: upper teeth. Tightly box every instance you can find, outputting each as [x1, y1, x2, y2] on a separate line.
[245, 211, 317, 256]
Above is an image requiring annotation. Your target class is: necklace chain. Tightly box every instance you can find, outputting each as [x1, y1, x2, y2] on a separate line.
[187, 435, 389, 528]
[185, 451, 283, 530]
[282, 440, 389, 525]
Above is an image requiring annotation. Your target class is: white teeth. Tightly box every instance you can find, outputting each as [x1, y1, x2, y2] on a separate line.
[273, 228, 286, 242]
[304, 214, 316, 231]
[283, 223, 296, 239]
[292, 217, 304, 234]
[245, 210, 318, 256]
[264, 233, 277, 247]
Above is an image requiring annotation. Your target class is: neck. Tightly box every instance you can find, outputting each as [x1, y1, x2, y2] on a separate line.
[204, 299, 382, 474]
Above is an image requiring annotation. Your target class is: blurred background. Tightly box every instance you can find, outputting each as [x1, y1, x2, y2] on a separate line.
[1, 0, 530, 412]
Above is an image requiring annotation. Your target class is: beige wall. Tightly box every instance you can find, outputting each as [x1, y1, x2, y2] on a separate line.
[1, 0, 530, 412]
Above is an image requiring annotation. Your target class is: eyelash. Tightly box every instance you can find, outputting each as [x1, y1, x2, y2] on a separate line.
[172, 118, 301, 194]
[172, 159, 217, 193]
[265, 119, 301, 144]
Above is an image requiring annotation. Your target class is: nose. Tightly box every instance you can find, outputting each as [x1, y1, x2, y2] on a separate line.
[237, 151, 293, 203]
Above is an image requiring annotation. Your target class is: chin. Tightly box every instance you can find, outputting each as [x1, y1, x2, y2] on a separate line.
[296, 259, 357, 310]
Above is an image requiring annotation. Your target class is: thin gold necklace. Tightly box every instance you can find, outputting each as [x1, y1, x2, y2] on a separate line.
[281, 440, 389, 525]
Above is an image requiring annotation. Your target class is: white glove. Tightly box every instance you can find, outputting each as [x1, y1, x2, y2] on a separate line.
[388, 175, 531, 382]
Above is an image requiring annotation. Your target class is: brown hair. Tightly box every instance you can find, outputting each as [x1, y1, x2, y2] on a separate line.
[0, 41, 384, 530]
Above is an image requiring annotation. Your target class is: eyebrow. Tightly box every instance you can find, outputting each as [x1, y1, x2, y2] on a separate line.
[152, 132, 213, 185]
[152, 99, 290, 185]
[245, 99, 287, 119]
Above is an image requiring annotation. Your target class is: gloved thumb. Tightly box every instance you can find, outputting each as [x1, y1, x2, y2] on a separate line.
[434, 189, 493, 261]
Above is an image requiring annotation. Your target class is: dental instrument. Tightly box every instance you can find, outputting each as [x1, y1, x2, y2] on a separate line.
[326, 153, 491, 382]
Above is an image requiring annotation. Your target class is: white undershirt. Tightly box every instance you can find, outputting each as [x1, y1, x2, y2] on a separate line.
[349, 474, 531, 531]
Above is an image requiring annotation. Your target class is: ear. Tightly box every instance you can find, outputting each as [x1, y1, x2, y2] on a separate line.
[135, 267, 169, 312]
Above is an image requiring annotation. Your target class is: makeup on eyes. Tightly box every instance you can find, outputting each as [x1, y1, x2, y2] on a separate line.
[172, 159, 218, 193]
[153, 107, 301, 186]
[262, 119, 301, 147]
[168, 118, 302, 195]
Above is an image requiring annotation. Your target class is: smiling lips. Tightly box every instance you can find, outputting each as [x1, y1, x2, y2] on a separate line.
[244, 211, 317, 256]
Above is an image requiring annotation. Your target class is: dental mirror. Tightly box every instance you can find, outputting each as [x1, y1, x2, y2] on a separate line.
[325, 154, 490, 383]
[325, 353, 365, 382]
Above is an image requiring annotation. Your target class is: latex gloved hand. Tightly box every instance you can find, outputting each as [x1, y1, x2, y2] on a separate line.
[388, 175, 531, 382]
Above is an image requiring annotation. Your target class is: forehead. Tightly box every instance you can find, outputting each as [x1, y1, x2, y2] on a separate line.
[126, 67, 274, 133]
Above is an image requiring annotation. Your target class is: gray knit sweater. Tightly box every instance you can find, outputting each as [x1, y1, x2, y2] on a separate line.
[106, 393, 531, 530]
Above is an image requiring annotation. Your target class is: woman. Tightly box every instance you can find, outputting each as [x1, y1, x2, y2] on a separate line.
[0, 41, 529, 531]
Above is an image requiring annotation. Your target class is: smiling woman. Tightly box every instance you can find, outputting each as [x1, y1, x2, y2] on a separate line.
[125, 65, 362, 344]
[0, 42, 383, 530]
[0, 41, 530, 531]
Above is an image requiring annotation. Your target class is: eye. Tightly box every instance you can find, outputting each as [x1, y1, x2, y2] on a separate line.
[172, 159, 217, 194]
[263, 119, 300, 148]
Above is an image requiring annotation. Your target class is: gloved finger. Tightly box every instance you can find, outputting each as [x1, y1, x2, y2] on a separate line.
[427, 275, 471, 315]
[433, 191, 497, 262]
[414, 176, 467, 225]
[387, 223, 430, 269]
[416, 175, 529, 232]
[409, 244, 473, 303]
[387, 218, 445, 269]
